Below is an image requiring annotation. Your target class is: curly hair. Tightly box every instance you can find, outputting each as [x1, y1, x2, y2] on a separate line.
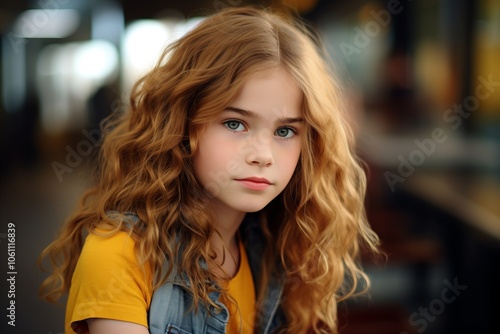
[39, 6, 379, 333]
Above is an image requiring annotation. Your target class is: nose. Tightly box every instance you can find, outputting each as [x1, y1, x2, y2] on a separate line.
[245, 138, 274, 167]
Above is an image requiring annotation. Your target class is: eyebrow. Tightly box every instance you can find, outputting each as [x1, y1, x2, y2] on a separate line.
[224, 106, 303, 124]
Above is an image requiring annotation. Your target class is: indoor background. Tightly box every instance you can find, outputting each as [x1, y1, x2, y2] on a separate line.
[0, 0, 499, 333]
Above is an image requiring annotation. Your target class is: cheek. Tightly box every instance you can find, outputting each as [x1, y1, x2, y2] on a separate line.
[278, 144, 302, 178]
[193, 135, 238, 180]
[290, 151, 301, 176]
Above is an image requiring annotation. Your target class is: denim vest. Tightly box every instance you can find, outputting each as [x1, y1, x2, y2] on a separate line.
[148, 216, 286, 334]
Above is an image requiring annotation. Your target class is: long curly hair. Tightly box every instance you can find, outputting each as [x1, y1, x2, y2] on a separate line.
[39, 6, 379, 333]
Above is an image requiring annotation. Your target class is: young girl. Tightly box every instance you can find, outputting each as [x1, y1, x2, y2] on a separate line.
[40, 6, 379, 334]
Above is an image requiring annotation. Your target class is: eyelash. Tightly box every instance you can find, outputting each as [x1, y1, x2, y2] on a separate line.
[222, 120, 297, 139]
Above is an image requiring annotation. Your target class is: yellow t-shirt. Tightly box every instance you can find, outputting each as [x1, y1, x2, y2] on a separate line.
[65, 230, 152, 333]
[223, 240, 256, 334]
[66, 231, 256, 334]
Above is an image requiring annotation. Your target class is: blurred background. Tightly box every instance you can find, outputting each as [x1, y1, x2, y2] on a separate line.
[0, 0, 499, 333]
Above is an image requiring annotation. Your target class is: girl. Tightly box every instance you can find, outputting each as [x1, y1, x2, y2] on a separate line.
[39, 6, 379, 334]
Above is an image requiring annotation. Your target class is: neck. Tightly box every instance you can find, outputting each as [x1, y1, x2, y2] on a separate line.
[207, 199, 246, 278]
[209, 199, 246, 246]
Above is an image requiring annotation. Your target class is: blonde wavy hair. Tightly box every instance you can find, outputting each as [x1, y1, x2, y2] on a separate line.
[39, 6, 379, 333]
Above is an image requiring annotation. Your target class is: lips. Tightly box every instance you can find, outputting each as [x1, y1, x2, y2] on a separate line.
[234, 177, 272, 190]
[235, 177, 271, 184]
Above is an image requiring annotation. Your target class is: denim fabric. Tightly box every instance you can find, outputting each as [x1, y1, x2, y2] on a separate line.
[148, 216, 286, 334]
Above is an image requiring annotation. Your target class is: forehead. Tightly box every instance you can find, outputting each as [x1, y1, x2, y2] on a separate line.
[229, 67, 303, 118]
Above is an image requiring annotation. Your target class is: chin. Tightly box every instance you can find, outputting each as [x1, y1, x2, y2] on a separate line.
[231, 201, 270, 214]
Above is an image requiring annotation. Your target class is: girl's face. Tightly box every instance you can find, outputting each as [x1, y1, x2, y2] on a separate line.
[193, 67, 303, 215]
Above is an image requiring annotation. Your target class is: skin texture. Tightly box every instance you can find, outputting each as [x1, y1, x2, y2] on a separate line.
[86, 67, 303, 333]
[195, 67, 303, 277]
[87, 319, 148, 334]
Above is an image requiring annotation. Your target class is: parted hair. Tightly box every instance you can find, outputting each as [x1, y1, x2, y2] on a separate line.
[39, 6, 379, 333]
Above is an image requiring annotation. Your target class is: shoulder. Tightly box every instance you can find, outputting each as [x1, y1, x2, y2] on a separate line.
[81, 229, 137, 262]
[75, 228, 151, 288]
[66, 229, 153, 332]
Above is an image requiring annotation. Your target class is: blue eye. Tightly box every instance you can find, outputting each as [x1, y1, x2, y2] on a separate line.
[223, 120, 245, 131]
[275, 127, 296, 139]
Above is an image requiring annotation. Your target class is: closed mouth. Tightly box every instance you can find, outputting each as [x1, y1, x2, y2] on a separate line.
[235, 177, 272, 184]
